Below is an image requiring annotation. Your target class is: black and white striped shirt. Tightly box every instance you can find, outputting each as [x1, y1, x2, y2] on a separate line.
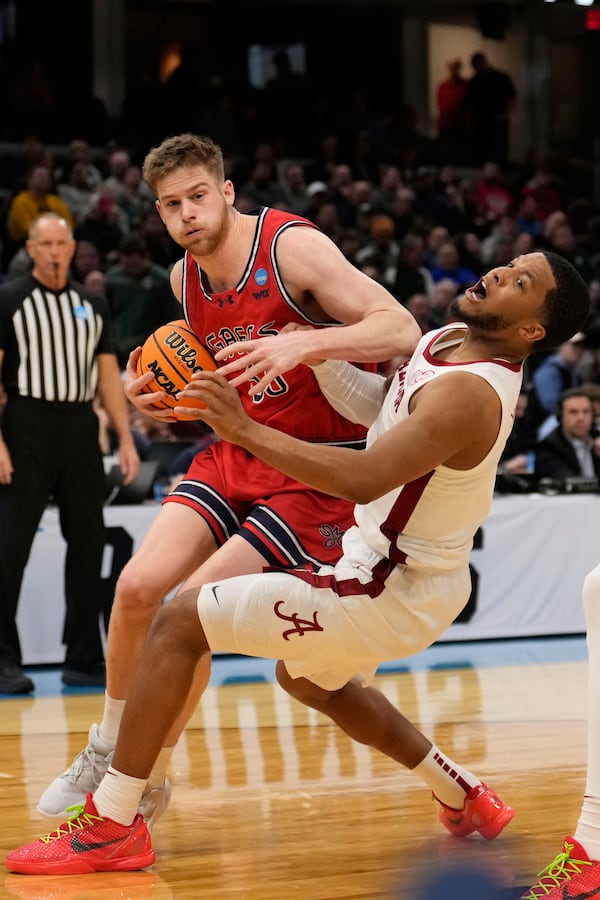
[0, 274, 116, 402]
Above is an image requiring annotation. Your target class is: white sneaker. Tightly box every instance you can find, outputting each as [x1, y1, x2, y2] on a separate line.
[37, 723, 114, 818]
[140, 777, 172, 832]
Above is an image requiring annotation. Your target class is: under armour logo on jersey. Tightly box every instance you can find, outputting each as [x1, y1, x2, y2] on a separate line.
[207, 294, 235, 308]
[274, 600, 323, 640]
[320, 523, 344, 550]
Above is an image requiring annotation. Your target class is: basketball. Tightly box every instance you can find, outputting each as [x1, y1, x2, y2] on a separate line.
[136, 319, 216, 418]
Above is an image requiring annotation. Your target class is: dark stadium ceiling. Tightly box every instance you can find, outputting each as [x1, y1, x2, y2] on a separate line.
[129, 0, 596, 22]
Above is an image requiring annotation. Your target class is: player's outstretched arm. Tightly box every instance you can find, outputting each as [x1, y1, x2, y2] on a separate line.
[182, 370, 498, 504]
[214, 227, 421, 395]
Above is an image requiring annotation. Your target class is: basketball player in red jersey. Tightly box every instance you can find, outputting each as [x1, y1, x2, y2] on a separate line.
[37, 134, 421, 825]
[9, 250, 590, 875]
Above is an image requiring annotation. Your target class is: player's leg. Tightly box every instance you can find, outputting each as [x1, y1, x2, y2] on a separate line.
[275, 662, 514, 841]
[37, 505, 274, 821]
[519, 563, 600, 899]
[6, 589, 209, 875]
[37, 500, 220, 820]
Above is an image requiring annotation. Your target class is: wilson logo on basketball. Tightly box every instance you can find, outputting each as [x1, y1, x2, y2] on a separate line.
[163, 330, 204, 371]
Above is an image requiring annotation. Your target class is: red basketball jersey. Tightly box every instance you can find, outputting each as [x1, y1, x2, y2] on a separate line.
[182, 206, 368, 447]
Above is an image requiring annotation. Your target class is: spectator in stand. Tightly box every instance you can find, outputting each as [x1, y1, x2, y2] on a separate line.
[349, 179, 373, 215]
[301, 181, 331, 223]
[6, 164, 75, 249]
[535, 387, 600, 483]
[513, 231, 535, 257]
[277, 161, 309, 214]
[435, 58, 468, 162]
[307, 132, 343, 185]
[429, 277, 458, 329]
[390, 232, 435, 304]
[430, 165, 474, 234]
[455, 231, 486, 277]
[239, 159, 289, 209]
[370, 164, 404, 218]
[104, 233, 181, 369]
[70, 239, 102, 283]
[515, 193, 544, 241]
[473, 161, 515, 225]
[328, 163, 357, 227]
[404, 292, 433, 333]
[137, 208, 180, 269]
[497, 390, 537, 477]
[56, 159, 97, 224]
[541, 209, 569, 249]
[546, 221, 594, 285]
[487, 234, 517, 268]
[521, 163, 563, 223]
[114, 165, 155, 232]
[56, 139, 103, 192]
[427, 240, 479, 292]
[524, 332, 587, 439]
[102, 147, 154, 210]
[335, 227, 363, 266]
[388, 185, 426, 238]
[313, 202, 342, 242]
[83, 269, 107, 299]
[423, 225, 450, 269]
[349, 128, 380, 185]
[463, 52, 517, 164]
[3, 247, 32, 281]
[74, 188, 127, 268]
[354, 214, 399, 280]
[480, 214, 519, 266]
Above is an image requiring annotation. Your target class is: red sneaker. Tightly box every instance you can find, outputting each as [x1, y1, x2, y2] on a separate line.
[5, 793, 156, 875]
[520, 837, 598, 899]
[436, 782, 514, 840]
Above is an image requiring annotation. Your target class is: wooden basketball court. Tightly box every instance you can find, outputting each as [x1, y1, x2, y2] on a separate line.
[0, 639, 588, 899]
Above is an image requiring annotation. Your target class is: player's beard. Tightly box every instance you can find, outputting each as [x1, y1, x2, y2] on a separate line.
[449, 297, 511, 332]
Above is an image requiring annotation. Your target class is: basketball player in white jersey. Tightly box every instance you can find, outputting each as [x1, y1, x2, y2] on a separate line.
[6, 250, 590, 875]
[520, 560, 600, 898]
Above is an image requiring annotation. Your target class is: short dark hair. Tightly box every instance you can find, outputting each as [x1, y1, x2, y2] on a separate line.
[558, 387, 593, 422]
[535, 251, 590, 352]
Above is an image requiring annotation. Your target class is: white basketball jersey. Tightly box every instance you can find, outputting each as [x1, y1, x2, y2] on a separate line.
[345, 324, 523, 572]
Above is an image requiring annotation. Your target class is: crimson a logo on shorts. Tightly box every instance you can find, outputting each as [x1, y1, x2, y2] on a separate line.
[274, 600, 323, 640]
[319, 523, 344, 550]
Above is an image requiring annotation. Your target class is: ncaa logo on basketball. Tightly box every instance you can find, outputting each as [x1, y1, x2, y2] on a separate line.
[254, 267, 268, 287]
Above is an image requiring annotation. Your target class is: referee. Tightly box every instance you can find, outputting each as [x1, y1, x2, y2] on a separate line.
[0, 212, 140, 694]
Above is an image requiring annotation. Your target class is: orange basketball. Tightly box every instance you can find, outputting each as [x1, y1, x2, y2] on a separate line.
[136, 320, 216, 418]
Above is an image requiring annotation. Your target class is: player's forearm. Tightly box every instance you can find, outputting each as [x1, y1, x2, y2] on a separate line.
[235, 419, 364, 502]
[304, 308, 420, 364]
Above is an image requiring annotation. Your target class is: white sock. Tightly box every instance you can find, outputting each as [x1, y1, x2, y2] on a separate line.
[574, 787, 600, 861]
[97, 694, 126, 748]
[93, 766, 146, 826]
[412, 745, 480, 809]
[148, 745, 176, 789]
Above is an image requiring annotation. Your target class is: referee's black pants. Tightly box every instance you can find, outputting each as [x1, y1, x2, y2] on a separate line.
[0, 396, 106, 672]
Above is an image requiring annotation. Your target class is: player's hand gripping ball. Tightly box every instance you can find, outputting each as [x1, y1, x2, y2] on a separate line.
[136, 320, 216, 418]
